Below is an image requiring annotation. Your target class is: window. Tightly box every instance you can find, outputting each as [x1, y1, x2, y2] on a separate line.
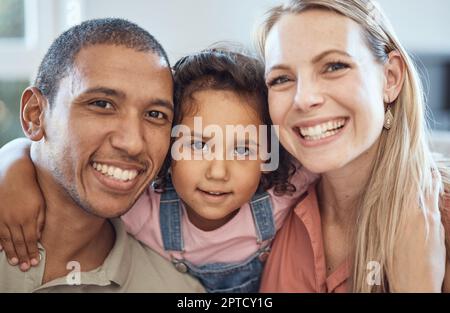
[0, 0, 28, 145]
[0, 80, 29, 146]
[0, 0, 25, 39]
[0, 0, 50, 147]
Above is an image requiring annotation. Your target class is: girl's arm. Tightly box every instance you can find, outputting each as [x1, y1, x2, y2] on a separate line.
[0, 138, 45, 271]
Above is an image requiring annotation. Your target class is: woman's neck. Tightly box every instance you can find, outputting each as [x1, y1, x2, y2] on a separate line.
[317, 142, 379, 227]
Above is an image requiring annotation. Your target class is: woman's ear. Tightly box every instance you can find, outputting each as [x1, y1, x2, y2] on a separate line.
[20, 87, 48, 141]
[383, 51, 406, 104]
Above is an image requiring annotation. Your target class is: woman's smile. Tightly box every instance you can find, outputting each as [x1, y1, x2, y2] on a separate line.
[293, 117, 349, 147]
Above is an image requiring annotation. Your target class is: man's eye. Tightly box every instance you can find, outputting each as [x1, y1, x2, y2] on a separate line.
[146, 111, 166, 119]
[267, 75, 291, 87]
[325, 62, 350, 73]
[234, 146, 250, 156]
[191, 141, 208, 152]
[90, 100, 113, 109]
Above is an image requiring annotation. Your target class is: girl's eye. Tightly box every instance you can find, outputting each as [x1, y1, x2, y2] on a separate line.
[90, 100, 113, 109]
[267, 75, 292, 87]
[146, 111, 166, 120]
[192, 141, 208, 152]
[325, 62, 350, 73]
[234, 146, 250, 156]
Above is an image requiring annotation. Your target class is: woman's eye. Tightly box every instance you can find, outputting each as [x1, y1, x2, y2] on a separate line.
[267, 75, 291, 87]
[146, 111, 166, 119]
[90, 100, 113, 109]
[234, 146, 250, 156]
[192, 141, 208, 151]
[325, 62, 349, 73]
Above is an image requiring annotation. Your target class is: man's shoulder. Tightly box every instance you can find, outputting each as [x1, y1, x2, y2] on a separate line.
[0, 249, 34, 292]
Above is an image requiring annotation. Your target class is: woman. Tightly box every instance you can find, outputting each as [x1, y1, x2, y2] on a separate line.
[258, 0, 450, 292]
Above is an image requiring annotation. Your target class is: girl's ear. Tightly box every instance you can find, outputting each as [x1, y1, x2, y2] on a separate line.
[20, 87, 48, 141]
[383, 51, 406, 104]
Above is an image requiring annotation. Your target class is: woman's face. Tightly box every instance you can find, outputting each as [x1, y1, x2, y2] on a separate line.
[265, 10, 386, 174]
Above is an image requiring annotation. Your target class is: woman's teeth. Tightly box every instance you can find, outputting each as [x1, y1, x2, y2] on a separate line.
[299, 119, 346, 141]
[92, 162, 138, 182]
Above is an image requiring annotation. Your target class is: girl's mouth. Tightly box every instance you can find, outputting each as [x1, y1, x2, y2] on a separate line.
[197, 188, 233, 202]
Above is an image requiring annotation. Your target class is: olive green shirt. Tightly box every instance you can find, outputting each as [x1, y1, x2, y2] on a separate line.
[0, 219, 204, 293]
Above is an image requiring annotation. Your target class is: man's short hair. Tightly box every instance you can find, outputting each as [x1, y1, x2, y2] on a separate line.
[34, 18, 171, 105]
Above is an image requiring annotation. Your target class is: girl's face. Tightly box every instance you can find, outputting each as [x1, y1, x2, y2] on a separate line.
[265, 10, 386, 174]
[171, 89, 264, 231]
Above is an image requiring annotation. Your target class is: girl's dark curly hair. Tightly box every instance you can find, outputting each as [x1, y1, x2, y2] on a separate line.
[154, 46, 297, 196]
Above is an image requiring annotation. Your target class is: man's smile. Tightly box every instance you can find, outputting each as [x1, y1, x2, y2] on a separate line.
[92, 162, 140, 182]
[90, 161, 146, 193]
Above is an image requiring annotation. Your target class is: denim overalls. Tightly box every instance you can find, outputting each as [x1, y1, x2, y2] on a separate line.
[158, 178, 276, 293]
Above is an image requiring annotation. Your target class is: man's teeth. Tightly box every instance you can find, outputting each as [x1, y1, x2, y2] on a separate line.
[299, 119, 346, 140]
[92, 162, 138, 182]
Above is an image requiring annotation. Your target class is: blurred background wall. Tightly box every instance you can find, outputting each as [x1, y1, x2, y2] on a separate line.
[0, 0, 449, 153]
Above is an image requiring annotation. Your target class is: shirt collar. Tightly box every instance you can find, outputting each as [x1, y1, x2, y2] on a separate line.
[34, 218, 131, 291]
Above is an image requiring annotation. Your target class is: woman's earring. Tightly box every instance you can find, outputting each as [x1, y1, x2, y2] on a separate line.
[384, 105, 394, 130]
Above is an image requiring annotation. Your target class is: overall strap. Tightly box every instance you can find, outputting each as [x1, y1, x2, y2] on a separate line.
[250, 188, 276, 243]
[159, 177, 184, 252]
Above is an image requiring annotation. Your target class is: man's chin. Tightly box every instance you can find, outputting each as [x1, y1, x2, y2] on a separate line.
[78, 198, 135, 219]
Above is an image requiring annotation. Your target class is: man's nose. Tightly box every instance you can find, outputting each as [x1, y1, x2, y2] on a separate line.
[110, 115, 145, 156]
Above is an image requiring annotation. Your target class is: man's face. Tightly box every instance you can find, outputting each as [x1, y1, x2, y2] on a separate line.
[42, 44, 173, 218]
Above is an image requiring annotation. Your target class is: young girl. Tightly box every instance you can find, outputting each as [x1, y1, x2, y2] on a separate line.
[0, 48, 316, 292]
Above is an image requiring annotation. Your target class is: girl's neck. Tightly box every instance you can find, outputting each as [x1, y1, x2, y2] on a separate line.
[184, 202, 240, 232]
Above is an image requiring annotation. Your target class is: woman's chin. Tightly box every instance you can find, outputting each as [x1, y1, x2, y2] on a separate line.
[298, 159, 348, 175]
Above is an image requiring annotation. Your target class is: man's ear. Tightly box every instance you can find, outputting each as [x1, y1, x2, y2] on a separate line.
[383, 51, 406, 104]
[20, 87, 48, 141]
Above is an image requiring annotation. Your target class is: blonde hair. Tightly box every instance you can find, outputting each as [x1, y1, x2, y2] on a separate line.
[258, 0, 450, 292]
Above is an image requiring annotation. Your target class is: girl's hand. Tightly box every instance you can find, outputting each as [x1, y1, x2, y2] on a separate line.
[390, 170, 446, 292]
[0, 138, 46, 272]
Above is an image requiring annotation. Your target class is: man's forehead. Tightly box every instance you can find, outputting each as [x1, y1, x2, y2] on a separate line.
[66, 44, 172, 92]
[50, 45, 173, 107]
[73, 44, 170, 74]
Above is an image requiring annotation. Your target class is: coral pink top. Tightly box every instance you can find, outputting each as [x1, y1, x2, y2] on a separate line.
[260, 184, 350, 293]
[260, 183, 450, 293]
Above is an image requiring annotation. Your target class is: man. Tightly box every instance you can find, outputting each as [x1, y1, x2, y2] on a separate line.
[0, 18, 204, 292]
